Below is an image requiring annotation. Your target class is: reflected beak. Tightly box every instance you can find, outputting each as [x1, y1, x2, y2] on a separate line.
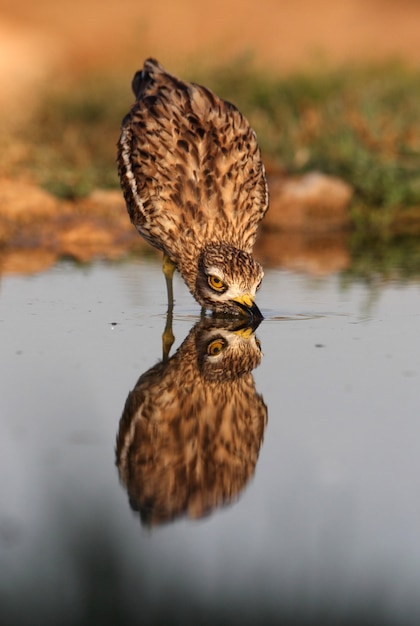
[231, 294, 264, 320]
[233, 326, 254, 339]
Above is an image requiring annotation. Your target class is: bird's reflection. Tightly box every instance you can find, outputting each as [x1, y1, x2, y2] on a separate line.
[115, 316, 267, 527]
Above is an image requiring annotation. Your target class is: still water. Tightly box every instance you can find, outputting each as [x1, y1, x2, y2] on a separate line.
[1, 258, 419, 625]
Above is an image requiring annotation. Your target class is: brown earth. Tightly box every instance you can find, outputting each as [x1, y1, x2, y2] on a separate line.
[1, 0, 419, 275]
[0, 173, 352, 276]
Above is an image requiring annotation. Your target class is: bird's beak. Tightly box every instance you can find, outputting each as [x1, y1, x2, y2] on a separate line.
[231, 294, 264, 320]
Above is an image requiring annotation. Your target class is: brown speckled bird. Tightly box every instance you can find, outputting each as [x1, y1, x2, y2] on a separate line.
[117, 58, 268, 317]
[115, 317, 267, 526]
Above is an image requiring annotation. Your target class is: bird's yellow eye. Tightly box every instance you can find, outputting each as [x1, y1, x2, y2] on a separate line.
[256, 279, 262, 291]
[207, 338, 226, 356]
[208, 275, 226, 292]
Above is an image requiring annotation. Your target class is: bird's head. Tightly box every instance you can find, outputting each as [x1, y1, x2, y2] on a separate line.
[195, 318, 263, 381]
[195, 244, 264, 318]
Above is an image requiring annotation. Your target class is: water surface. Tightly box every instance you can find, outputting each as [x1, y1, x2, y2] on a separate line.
[1, 258, 419, 625]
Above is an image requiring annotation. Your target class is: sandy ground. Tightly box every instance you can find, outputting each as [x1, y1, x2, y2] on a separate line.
[1, 0, 420, 118]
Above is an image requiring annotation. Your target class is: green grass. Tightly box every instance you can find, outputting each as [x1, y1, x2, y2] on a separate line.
[17, 60, 420, 234]
[204, 60, 420, 213]
[19, 73, 131, 198]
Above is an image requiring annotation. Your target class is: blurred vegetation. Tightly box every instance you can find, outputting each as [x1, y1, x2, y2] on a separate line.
[205, 59, 420, 233]
[15, 60, 420, 236]
[16, 74, 130, 199]
[345, 233, 420, 283]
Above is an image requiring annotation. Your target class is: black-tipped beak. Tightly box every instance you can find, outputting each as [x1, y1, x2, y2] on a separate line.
[231, 316, 263, 333]
[231, 295, 264, 320]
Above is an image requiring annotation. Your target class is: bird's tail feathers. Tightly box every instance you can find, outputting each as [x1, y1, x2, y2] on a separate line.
[131, 58, 164, 99]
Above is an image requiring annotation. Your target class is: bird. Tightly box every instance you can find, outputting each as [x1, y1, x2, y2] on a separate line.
[115, 317, 267, 526]
[117, 58, 268, 318]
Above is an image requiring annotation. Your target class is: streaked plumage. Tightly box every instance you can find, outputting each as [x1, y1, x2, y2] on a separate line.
[115, 318, 267, 526]
[117, 58, 268, 316]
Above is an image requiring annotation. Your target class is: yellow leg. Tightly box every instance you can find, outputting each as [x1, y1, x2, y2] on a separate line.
[162, 307, 174, 361]
[162, 253, 175, 360]
[162, 253, 176, 311]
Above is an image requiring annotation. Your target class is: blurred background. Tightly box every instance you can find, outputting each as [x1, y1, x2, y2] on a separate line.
[2, 3, 420, 626]
[2, 0, 420, 275]
[2, 0, 420, 107]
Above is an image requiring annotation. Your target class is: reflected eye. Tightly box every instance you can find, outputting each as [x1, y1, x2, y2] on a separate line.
[255, 338, 262, 351]
[207, 338, 226, 356]
[208, 275, 226, 292]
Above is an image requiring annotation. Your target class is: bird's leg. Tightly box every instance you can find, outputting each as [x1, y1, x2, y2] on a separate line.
[162, 253, 175, 312]
[162, 253, 175, 359]
[162, 307, 174, 361]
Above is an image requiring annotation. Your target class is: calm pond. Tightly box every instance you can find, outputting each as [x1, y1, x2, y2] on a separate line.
[1, 256, 420, 625]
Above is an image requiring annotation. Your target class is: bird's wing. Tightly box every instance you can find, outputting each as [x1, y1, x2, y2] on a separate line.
[117, 58, 268, 256]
